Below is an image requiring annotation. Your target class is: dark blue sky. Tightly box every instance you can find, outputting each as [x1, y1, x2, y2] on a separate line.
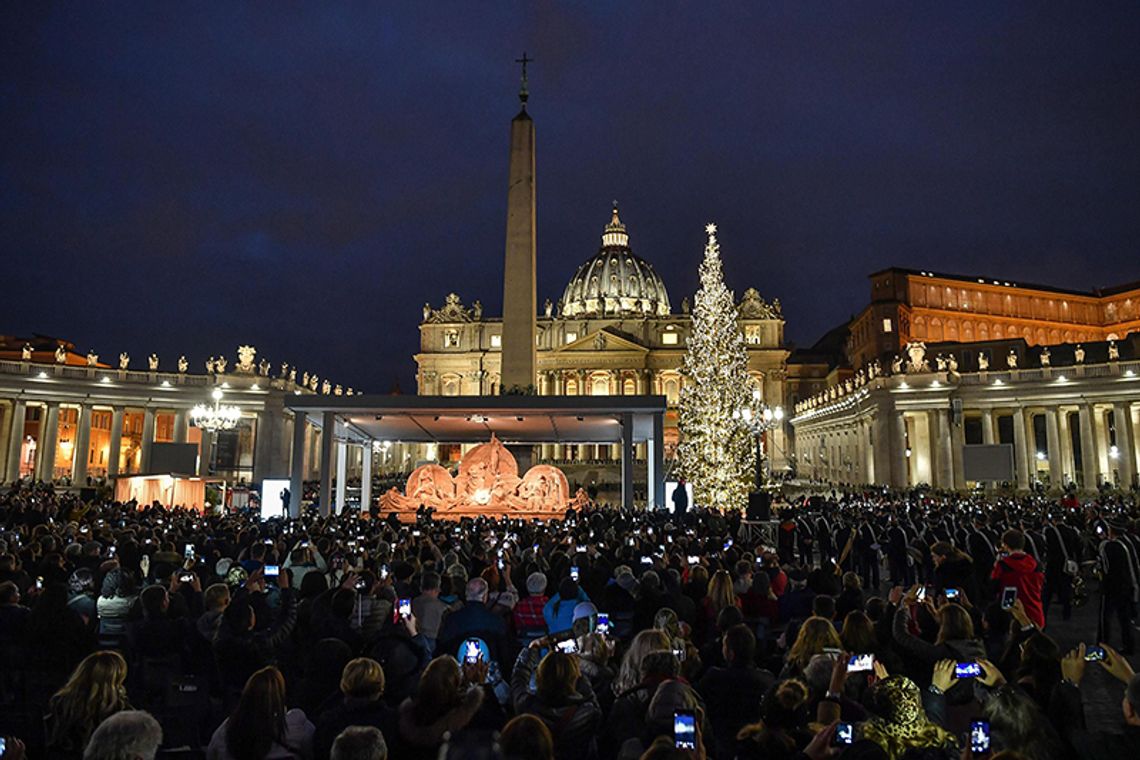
[3, 3, 1139, 390]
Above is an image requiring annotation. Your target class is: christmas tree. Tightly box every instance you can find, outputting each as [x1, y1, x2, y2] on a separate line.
[676, 223, 755, 510]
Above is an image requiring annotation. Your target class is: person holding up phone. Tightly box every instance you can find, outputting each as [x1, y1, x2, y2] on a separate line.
[890, 584, 986, 694]
[990, 529, 1045, 629]
[509, 636, 603, 760]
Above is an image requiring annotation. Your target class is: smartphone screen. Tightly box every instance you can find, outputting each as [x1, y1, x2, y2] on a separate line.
[570, 566, 580, 581]
[917, 586, 928, 602]
[398, 598, 412, 619]
[462, 639, 482, 664]
[955, 662, 982, 679]
[673, 709, 697, 750]
[945, 588, 960, 600]
[184, 543, 194, 559]
[832, 722, 854, 747]
[1084, 645, 1106, 662]
[970, 721, 991, 754]
[380, 564, 389, 580]
[1001, 587, 1017, 609]
[597, 613, 610, 635]
[264, 564, 280, 577]
[556, 638, 579, 654]
[848, 653, 874, 672]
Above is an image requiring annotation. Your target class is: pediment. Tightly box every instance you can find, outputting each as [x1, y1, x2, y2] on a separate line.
[553, 328, 648, 354]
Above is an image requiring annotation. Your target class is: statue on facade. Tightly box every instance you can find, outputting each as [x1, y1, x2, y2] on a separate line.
[215, 356, 227, 373]
[118, 352, 130, 371]
[978, 352, 989, 370]
[844, 379, 853, 394]
[334, 384, 343, 396]
[905, 341, 929, 373]
[236, 345, 256, 373]
[948, 354, 959, 374]
[302, 371, 310, 387]
[206, 356, 216, 374]
[1074, 344, 1085, 363]
[472, 300, 483, 320]
[86, 350, 98, 367]
[347, 387, 354, 396]
[21, 344, 32, 361]
[321, 379, 331, 395]
[681, 297, 690, 314]
[935, 354, 947, 371]
[148, 353, 159, 371]
[593, 333, 607, 350]
[178, 355, 188, 373]
[890, 354, 903, 374]
[544, 298, 553, 318]
[422, 303, 431, 322]
[279, 362, 288, 378]
[55, 344, 67, 364]
[1007, 349, 1018, 369]
[309, 375, 319, 391]
[289, 368, 297, 383]
[257, 359, 269, 376]
[1108, 340, 1120, 360]
[1040, 347, 1051, 367]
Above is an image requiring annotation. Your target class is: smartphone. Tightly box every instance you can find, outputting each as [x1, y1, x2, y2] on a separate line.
[641, 556, 653, 566]
[945, 588, 960, 600]
[264, 565, 280, 578]
[687, 555, 699, 564]
[1084, 645, 1107, 662]
[109, 546, 117, 556]
[180, 572, 195, 583]
[184, 543, 194, 559]
[36, 576, 43, 590]
[628, 537, 636, 547]
[848, 653, 874, 672]
[916, 586, 928, 603]
[576, 545, 586, 553]
[462, 639, 482, 665]
[570, 566, 580, 581]
[380, 564, 389, 580]
[955, 662, 982, 679]
[1001, 586, 1017, 610]
[597, 613, 610, 635]
[355, 578, 368, 591]
[674, 709, 697, 750]
[556, 638, 579, 654]
[497, 558, 504, 571]
[412, 530, 421, 537]
[832, 721, 854, 747]
[970, 720, 991, 755]
[723, 539, 734, 551]
[398, 598, 412, 620]
[672, 646, 686, 661]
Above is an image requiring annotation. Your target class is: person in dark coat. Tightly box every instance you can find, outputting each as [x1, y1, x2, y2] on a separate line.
[671, 479, 689, 523]
[931, 542, 978, 603]
[1055, 644, 1140, 760]
[213, 570, 298, 695]
[1098, 522, 1138, 654]
[312, 657, 396, 760]
[695, 624, 774, 758]
[1043, 518, 1080, 622]
[436, 577, 512, 674]
[510, 641, 602, 760]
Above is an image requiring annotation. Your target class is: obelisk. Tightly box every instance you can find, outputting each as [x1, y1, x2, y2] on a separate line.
[500, 53, 537, 392]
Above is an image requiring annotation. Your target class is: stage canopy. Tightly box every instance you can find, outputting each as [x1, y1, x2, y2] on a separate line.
[282, 394, 668, 514]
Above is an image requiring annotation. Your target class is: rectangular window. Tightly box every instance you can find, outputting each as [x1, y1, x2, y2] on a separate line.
[490, 335, 501, 348]
[565, 332, 577, 344]
[882, 318, 893, 333]
[662, 332, 678, 345]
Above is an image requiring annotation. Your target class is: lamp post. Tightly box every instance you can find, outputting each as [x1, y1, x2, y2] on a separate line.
[190, 388, 241, 476]
[733, 388, 784, 490]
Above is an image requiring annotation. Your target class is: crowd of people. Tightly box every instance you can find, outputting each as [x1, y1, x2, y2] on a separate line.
[1, 480, 1139, 760]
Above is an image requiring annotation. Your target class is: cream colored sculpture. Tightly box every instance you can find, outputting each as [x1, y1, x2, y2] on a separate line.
[148, 353, 159, 371]
[178, 356, 189, 373]
[119, 353, 130, 370]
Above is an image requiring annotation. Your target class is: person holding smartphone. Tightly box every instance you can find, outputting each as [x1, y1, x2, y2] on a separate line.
[990, 529, 1045, 629]
[509, 636, 603, 759]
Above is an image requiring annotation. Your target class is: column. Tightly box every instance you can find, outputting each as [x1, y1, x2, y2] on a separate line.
[620, 412, 634, 509]
[892, 412, 908, 488]
[319, 411, 335, 515]
[4, 400, 27, 483]
[871, 413, 890, 487]
[335, 440, 348, 514]
[108, 407, 124, 478]
[1044, 407, 1063, 487]
[1078, 405, 1100, 489]
[932, 410, 953, 489]
[289, 413, 306, 517]
[649, 411, 664, 508]
[950, 414, 966, 489]
[981, 410, 995, 445]
[72, 404, 92, 485]
[37, 403, 60, 482]
[173, 409, 189, 443]
[361, 442, 373, 515]
[1012, 407, 1030, 490]
[1113, 402, 1136, 489]
[140, 408, 156, 474]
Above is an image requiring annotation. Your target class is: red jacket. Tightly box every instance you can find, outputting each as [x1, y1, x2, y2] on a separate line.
[991, 552, 1045, 628]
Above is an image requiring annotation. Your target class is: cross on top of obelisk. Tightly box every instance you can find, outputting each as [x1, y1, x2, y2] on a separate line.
[515, 52, 533, 107]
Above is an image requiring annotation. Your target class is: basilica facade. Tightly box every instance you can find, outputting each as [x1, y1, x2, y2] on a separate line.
[414, 206, 793, 471]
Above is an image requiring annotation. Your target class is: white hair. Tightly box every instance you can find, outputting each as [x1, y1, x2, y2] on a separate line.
[331, 725, 388, 760]
[83, 710, 163, 760]
[466, 576, 489, 602]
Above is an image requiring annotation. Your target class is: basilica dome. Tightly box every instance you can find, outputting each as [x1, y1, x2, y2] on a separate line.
[559, 206, 671, 318]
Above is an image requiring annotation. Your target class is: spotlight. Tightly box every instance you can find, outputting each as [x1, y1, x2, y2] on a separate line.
[1036, 451, 1046, 461]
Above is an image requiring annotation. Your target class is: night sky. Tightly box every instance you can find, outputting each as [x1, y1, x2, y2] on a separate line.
[3, 3, 1139, 391]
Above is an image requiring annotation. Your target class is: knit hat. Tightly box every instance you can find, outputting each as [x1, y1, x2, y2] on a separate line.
[616, 571, 638, 594]
[526, 572, 548, 595]
[572, 601, 598, 623]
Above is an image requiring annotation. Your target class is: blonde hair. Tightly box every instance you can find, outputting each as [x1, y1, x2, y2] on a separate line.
[706, 570, 737, 613]
[340, 657, 385, 699]
[614, 628, 671, 694]
[48, 651, 130, 749]
[787, 616, 842, 670]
